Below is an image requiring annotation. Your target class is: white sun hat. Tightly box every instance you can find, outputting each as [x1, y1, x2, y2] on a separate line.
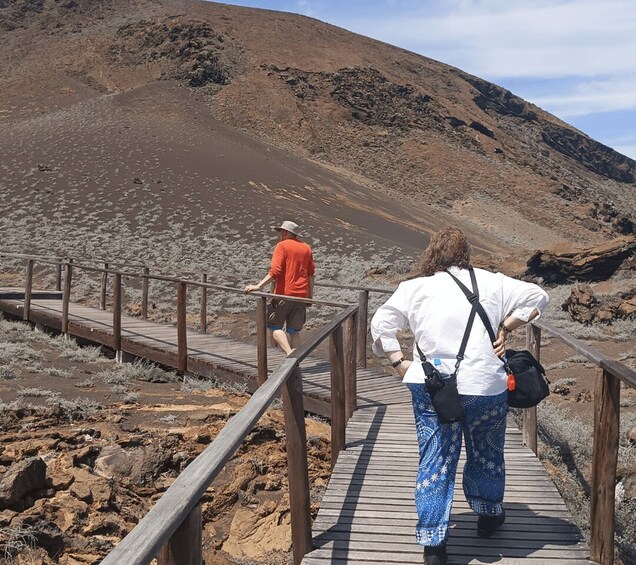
[274, 220, 302, 237]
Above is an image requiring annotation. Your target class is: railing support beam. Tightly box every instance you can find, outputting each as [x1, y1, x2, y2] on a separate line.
[141, 266, 149, 319]
[344, 313, 358, 421]
[156, 503, 202, 565]
[62, 260, 72, 335]
[524, 324, 540, 454]
[55, 261, 62, 291]
[113, 272, 122, 362]
[100, 262, 108, 310]
[330, 325, 346, 467]
[590, 367, 620, 565]
[199, 273, 207, 333]
[256, 297, 268, 385]
[177, 282, 188, 373]
[356, 290, 368, 368]
[283, 367, 313, 565]
[23, 259, 33, 321]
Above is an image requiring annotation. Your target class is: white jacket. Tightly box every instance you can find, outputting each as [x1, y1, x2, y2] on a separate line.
[371, 267, 550, 395]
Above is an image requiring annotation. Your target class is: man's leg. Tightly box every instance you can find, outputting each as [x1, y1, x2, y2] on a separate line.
[288, 330, 302, 351]
[285, 303, 307, 354]
[272, 329, 294, 355]
[267, 300, 294, 355]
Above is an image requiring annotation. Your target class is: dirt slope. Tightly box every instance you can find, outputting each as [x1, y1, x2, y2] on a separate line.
[1, 0, 634, 272]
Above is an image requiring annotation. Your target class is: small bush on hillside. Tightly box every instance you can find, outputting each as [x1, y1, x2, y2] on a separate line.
[48, 397, 101, 421]
[0, 524, 37, 564]
[53, 335, 105, 363]
[117, 360, 178, 383]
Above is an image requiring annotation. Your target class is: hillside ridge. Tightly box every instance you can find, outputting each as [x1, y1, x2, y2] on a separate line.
[1, 0, 635, 267]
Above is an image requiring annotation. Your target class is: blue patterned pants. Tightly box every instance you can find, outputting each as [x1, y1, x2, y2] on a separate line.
[407, 383, 508, 546]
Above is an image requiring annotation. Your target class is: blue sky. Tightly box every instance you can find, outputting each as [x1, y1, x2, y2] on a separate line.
[212, 0, 636, 161]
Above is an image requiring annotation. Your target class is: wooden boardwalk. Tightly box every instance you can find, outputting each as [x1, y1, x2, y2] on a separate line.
[0, 289, 593, 564]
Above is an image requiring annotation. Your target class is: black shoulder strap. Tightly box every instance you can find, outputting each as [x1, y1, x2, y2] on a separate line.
[415, 271, 479, 377]
[446, 267, 498, 343]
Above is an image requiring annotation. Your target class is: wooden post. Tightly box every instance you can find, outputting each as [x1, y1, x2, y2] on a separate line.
[23, 259, 34, 321]
[156, 503, 202, 565]
[141, 266, 149, 319]
[356, 290, 369, 368]
[590, 367, 620, 565]
[55, 261, 62, 291]
[199, 273, 207, 333]
[256, 296, 268, 385]
[524, 324, 540, 454]
[177, 282, 188, 373]
[282, 367, 313, 565]
[100, 262, 108, 311]
[344, 313, 358, 421]
[61, 261, 72, 335]
[113, 272, 122, 361]
[330, 325, 346, 468]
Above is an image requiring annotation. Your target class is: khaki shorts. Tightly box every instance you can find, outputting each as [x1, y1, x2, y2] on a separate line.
[267, 299, 307, 332]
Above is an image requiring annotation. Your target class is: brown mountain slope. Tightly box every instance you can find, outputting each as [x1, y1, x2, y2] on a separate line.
[0, 0, 634, 270]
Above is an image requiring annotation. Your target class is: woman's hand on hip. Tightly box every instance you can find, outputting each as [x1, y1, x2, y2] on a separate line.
[397, 360, 412, 378]
[492, 327, 507, 358]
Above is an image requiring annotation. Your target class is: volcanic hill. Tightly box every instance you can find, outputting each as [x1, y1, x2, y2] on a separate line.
[1, 0, 635, 272]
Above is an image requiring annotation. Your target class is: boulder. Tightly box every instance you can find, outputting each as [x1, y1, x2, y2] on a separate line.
[94, 444, 170, 486]
[0, 457, 47, 511]
[527, 236, 636, 283]
[563, 284, 636, 324]
[221, 500, 291, 560]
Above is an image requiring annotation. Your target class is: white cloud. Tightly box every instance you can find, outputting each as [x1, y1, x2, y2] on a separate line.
[532, 76, 636, 117]
[339, 0, 636, 79]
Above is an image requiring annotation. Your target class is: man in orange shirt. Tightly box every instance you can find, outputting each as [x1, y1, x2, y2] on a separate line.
[245, 221, 316, 355]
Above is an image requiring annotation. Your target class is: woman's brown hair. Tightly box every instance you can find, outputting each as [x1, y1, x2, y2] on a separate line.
[418, 228, 471, 276]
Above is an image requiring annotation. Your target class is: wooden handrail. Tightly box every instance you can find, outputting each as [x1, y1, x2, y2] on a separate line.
[534, 319, 636, 386]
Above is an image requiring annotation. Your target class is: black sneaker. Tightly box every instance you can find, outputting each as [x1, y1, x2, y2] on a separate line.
[423, 542, 447, 565]
[477, 510, 506, 538]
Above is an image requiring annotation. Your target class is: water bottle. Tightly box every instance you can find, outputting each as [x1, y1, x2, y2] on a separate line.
[424, 356, 443, 394]
[434, 358, 442, 372]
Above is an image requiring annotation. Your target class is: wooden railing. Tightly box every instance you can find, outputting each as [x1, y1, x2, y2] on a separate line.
[527, 320, 636, 565]
[98, 306, 358, 565]
[1, 251, 635, 564]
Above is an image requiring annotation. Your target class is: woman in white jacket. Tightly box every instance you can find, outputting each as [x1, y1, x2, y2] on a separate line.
[371, 228, 550, 565]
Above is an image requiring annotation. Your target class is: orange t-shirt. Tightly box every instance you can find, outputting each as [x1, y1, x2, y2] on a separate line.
[268, 238, 315, 297]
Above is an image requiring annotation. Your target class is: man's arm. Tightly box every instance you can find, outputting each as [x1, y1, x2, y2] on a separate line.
[245, 273, 274, 293]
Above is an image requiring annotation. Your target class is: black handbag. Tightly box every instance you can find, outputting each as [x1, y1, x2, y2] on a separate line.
[447, 268, 549, 409]
[502, 349, 549, 408]
[415, 274, 481, 423]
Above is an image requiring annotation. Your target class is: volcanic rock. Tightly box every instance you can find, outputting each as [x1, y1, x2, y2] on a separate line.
[563, 283, 636, 324]
[527, 236, 636, 283]
[0, 457, 48, 511]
